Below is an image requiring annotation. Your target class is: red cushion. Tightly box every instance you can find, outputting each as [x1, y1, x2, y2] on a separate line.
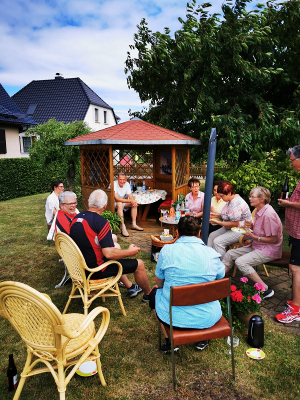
[158, 197, 172, 212]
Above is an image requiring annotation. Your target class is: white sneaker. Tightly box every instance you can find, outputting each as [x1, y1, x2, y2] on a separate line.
[121, 224, 129, 237]
[132, 224, 143, 231]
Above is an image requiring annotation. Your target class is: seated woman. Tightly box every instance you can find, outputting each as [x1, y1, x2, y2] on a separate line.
[207, 181, 252, 257]
[209, 180, 226, 234]
[153, 216, 225, 353]
[185, 177, 205, 220]
[222, 187, 282, 299]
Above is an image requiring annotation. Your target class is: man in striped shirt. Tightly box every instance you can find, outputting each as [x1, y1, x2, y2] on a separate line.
[277, 145, 300, 323]
[70, 189, 152, 302]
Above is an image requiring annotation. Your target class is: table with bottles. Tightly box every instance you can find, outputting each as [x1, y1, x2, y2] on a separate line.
[132, 189, 167, 221]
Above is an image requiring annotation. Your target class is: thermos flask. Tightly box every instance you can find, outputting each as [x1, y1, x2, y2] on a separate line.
[248, 315, 264, 348]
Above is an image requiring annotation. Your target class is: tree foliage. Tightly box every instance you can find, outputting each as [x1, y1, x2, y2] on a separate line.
[27, 118, 91, 186]
[125, 0, 300, 162]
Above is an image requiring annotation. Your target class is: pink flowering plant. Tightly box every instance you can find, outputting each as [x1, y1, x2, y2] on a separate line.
[230, 277, 264, 315]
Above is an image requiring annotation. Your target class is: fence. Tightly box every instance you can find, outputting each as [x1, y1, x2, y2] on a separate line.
[190, 164, 228, 179]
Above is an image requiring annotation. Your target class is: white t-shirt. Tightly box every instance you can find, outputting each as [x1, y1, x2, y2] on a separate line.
[114, 180, 132, 200]
[45, 191, 59, 224]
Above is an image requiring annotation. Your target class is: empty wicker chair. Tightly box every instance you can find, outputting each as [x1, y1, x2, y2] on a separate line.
[0, 281, 110, 400]
[55, 232, 126, 316]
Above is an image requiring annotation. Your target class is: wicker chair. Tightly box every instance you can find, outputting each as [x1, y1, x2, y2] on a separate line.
[0, 281, 110, 400]
[55, 232, 126, 316]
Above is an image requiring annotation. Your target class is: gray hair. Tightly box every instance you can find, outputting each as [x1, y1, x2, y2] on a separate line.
[88, 189, 108, 209]
[58, 190, 77, 204]
[287, 145, 300, 159]
[118, 172, 126, 178]
[250, 187, 271, 204]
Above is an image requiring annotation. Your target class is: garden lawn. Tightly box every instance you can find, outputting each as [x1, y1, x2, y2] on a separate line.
[0, 193, 299, 400]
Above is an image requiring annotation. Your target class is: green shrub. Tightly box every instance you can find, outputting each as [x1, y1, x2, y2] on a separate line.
[214, 150, 299, 210]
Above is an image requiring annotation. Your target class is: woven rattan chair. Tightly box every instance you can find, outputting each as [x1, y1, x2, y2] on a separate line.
[55, 232, 126, 316]
[159, 278, 235, 389]
[0, 281, 110, 400]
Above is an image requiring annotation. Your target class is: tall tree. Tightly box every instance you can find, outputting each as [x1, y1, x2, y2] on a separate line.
[125, 0, 300, 162]
[27, 118, 91, 186]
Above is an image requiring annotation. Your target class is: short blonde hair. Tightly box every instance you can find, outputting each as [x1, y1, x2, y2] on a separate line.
[250, 187, 271, 204]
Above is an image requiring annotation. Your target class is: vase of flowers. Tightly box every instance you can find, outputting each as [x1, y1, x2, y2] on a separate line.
[230, 277, 265, 328]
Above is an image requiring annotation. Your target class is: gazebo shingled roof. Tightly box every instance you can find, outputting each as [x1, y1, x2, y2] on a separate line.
[65, 119, 201, 213]
[65, 119, 201, 146]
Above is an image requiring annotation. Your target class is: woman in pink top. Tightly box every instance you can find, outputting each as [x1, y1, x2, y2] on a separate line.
[222, 187, 283, 299]
[185, 177, 205, 219]
[207, 182, 252, 255]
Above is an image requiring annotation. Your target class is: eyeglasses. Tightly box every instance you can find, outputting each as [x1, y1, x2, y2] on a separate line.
[63, 202, 77, 206]
[290, 157, 299, 164]
[58, 185, 64, 188]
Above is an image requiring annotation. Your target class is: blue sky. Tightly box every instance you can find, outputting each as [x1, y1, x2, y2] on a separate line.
[0, 0, 262, 122]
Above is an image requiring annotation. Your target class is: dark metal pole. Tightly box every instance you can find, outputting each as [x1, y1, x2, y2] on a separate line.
[201, 128, 217, 244]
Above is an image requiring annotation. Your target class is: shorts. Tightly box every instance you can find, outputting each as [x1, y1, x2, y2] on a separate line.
[88, 258, 138, 279]
[289, 236, 300, 266]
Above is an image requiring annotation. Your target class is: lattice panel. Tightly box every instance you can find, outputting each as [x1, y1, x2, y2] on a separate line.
[82, 148, 110, 187]
[113, 149, 153, 180]
[175, 148, 188, 187]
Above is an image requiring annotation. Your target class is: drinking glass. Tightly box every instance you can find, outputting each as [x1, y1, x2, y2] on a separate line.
[227, 335, 239, 354]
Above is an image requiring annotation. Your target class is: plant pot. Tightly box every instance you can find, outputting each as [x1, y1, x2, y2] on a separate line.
[236, 311, 256, 328]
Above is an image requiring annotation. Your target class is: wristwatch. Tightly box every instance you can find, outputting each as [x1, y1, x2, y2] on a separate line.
[257, 237, 261, 241]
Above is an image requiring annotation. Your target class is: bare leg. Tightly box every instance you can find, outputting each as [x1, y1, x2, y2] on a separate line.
[120, 275, 132, 289]
[290, 264, 300, 306]
[131, 206, 138, 224]
[247, 271, 268, 291]
[116, 202, 125, 225]
[134, 259, 151, 295]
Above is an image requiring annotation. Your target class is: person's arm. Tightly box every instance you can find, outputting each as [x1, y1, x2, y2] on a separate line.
[243, 231, 278, 243]
[208, 219, 239, 228]
[114, 190, 137, 206]
[154, 276, 165, 288]
[102, 243, 140, 259]
[278, 199, 300, 209]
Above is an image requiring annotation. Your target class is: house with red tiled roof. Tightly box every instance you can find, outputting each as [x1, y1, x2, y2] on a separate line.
[65, 119, 201, 211]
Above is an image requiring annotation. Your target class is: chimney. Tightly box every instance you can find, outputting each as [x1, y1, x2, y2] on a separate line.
[55, 72, 64, 79]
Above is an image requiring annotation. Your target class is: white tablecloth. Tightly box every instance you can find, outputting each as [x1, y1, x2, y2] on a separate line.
[132, 189, 167, 204]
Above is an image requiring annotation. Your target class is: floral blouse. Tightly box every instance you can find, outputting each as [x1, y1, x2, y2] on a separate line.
[221, 195, 251, 222]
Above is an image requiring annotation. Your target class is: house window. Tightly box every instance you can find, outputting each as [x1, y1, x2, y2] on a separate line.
[95, 108, 99, 122]
[104, 111, 107, 124]
[22, 137, 32, 153]
[0, 129, 7, 154]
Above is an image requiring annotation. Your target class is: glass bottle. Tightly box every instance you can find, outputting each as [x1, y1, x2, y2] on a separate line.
[169, 200, 175, 218]
[7, 354, 18, 391]
[281, 176, 289, 199]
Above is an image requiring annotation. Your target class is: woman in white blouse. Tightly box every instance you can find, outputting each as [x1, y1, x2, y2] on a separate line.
[207, 181, 252, 257]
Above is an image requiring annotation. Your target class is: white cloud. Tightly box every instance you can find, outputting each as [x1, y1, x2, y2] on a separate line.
[0, 0, 261, 121]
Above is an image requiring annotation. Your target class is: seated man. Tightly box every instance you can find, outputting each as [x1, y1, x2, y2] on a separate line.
[222, 187, 282, 299]
[45, 180, 64, 229]
[152, 216, 225, 353]
[114, 172, 143, 237]
[70, 189, 151, 302]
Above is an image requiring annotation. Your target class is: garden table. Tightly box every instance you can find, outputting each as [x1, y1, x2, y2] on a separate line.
[133, 189, 167, 221]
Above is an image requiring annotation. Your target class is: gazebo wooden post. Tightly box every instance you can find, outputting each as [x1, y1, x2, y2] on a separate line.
[108, 145, 115, 211]
[171, 146, 176, 202]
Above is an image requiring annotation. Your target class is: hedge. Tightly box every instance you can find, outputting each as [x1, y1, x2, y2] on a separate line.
[0, 158, 66, 201]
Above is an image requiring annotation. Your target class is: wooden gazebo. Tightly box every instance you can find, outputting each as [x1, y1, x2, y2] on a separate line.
[65, 120, 201, 211]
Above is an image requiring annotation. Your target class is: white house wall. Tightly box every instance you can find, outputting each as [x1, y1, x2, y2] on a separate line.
[0, 124, 21, 158]
[84, 105, 116, 132]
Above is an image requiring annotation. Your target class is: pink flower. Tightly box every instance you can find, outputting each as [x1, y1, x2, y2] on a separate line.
[252, 294, 262, 304]
[240, 277, 248, 283]
[254, 283, 265, 292]
[231, 285, 237, 292]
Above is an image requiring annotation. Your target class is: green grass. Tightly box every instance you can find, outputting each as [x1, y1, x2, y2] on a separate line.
[0, 193, 300, 399]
